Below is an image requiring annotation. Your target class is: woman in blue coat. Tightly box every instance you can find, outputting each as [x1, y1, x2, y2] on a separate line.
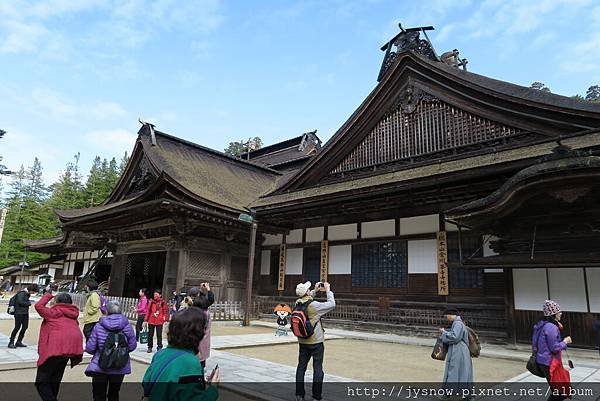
[439, 307, 473, 399]
[86, 300, 137, 401]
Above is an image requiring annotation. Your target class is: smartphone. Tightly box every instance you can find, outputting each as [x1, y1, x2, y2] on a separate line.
[208, 365, 219, 382]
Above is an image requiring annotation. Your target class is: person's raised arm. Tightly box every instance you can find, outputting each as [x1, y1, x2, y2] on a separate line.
[34, 292, 60, 319]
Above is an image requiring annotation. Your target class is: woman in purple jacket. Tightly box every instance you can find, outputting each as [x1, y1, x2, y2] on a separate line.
[532, 300, 572, 401]
[86, 300, 137, 401]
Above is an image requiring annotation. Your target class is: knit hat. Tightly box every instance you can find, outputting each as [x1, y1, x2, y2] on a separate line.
[296, 281, 311, 297]
[543, 300, 561, 317]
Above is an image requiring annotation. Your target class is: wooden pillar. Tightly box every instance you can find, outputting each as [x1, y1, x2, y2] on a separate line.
[220, 253, 232, 302]
[175, 249, 189, 293]
[162, 249, 179, 296]
[108, 254, 127, 296]
[504, 268, 517, 346]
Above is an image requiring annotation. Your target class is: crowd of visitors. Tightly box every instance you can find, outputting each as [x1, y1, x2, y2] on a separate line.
[3, 278, 574, 401]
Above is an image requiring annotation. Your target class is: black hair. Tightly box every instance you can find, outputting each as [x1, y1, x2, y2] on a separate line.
[140, 288, 147, 294]
[55, 292, 72, 304]
[26, 284, 39, 293]
[167, 307, 206, 352]
[87, 280, 99, 291]
[443, 307, 459, 316]
[154, 288, 162, 295]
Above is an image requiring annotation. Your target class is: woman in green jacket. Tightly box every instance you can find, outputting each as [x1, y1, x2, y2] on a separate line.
[142, 307, 219, 401]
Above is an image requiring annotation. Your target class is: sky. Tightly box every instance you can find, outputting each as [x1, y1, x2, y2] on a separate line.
[1, 0, 600, 186]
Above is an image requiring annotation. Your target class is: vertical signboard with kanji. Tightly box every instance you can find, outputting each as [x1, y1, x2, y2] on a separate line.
[320, 240, 329, 282]
[0, 208, 6, 245]
[278, 244, 286, 291]
[437, 231, 449, 295]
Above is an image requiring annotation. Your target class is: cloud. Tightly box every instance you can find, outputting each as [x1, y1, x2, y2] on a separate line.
[29, 87, 129, 124]
[85, 128, 137, 152]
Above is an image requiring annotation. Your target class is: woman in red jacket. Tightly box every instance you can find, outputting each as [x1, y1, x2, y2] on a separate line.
[144, 289, 169, 353]
[34, 291, 84, 401]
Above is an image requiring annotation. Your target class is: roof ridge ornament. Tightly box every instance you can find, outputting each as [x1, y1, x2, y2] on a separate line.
[377, 23, 438, 82]
[138, 118, 157, 146]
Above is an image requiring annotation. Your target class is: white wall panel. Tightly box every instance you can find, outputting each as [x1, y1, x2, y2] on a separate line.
[306, 227, 324, 243]
[263, 234, 283, 246]
[548, 268, 587, 312]
[328, 224, 357, 241]
[400, 214, 439, 235]
[482, 236, 501, 272]
[49, 268, 55, 278]
[362, 220, 395, 239]
[586, 268, 600, 313]
[260, 250, 271, 275]
[285, 248, 303, 275]
[513, 269, 548, 311]
[407, 239, 437, 274]
[286, 229, 303, 244]
[329, 245, 352, 274]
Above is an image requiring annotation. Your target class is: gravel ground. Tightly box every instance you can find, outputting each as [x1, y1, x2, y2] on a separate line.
[225, 338, 526, 382]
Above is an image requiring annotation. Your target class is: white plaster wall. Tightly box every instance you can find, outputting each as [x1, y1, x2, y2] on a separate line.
[263, 234, 283, 246]
[513, 269, 548, 310]
[586, 268, 600, 313]
[286, 229, 303, 244]
[548, 268, 587, 312]
[328, 224, 357, 241]
[260, 250, 271, 275]
[482, 236, 502, 273]
[361, 219, 395, 239]
[285, 248, 303, 275]
[306, 227, 324, 243]
[407, 239, 437, 274]
[329, 245, 352, 274]
[400, 214, 439, 235]
[49, 268, 56, 279]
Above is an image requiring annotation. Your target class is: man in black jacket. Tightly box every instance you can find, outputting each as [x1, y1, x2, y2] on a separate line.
[9, 284, 38, 348]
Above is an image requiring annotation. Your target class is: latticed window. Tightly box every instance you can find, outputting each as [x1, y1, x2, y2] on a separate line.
[303, 247, 321, 284]
[351, 240, 407, 288]
[447, 232, 483, 289]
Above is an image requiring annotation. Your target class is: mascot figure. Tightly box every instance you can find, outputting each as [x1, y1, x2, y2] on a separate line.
[273, 303, 292, 336]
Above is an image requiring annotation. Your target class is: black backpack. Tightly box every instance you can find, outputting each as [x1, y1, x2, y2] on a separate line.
[7, 294, 16, 315]
[99, 331, 129, 370]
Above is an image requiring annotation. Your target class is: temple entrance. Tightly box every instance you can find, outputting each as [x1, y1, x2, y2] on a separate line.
[122, 252, 166, 298]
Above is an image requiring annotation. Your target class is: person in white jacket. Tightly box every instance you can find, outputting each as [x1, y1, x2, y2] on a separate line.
[294, 281, 336, 401]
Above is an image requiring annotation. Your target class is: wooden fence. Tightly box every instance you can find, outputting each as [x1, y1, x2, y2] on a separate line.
[70, 293, 244, 321]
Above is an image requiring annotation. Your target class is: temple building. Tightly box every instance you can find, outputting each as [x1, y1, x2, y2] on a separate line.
[28, 27, 600, 347]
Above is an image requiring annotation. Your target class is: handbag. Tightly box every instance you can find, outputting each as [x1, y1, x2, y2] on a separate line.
[140, 327, 149, 345]
[526, 323, 547, 378]
[549, 356, 572, 398]
[431, 336, 448, 361]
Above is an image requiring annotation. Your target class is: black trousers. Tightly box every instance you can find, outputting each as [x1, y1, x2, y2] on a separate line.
[83, 322, 98, 342]
[148, 324, 163, 350]
[538, 363, 567, 401]
[10, 313, 28, 344]
[135, 314, 145, 341]
[91, 373, 125, 401]
[35, 356, 69, 401]
[296, 342, 325, 400]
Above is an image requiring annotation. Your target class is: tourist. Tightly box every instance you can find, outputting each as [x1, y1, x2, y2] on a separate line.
[294, 281, 336, 401]
[135, 288, 148, 342]
[144, 289, 169, 353]
[532, 300, 572, 401]
[190, 283, 215, 369]
[142, 307, 219, 401]
[34, 291, 84, 401]
[85, 300, 137, 401]
[439, 307, 473, 399]
[168, 290, 182, 318]
[83, 280, 103, 341]
[8, 283, 38, 348]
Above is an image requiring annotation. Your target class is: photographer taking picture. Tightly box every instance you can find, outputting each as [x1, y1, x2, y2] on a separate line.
[292, 281, 335, 401]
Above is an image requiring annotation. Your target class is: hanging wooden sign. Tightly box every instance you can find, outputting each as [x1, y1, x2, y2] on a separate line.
[320, 240, 329, 282]
[278, 244, 286, 291]
[437, 231, 449, 296]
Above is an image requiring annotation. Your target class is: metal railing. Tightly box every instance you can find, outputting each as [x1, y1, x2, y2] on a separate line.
[70, 293, 244, 321]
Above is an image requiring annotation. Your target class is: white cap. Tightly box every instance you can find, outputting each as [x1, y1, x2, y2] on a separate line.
[295, 281, 311, 297]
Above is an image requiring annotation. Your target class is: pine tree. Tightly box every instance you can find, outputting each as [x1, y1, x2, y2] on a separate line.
[119, 152, 129, 175]
[84, 156, 103, 207]
[47, 153, 86, 212]
[0, 129, 10, 175]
